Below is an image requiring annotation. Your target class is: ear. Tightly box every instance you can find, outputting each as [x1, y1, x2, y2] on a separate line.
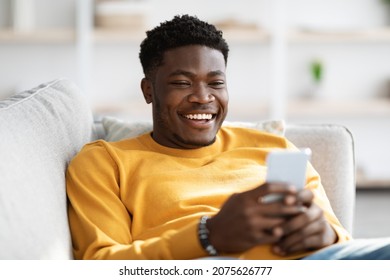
[141, 78, 153, 104]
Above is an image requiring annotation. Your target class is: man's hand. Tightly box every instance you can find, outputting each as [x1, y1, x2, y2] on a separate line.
[271, 189, 337, 256]
[207, 183, 305, 253]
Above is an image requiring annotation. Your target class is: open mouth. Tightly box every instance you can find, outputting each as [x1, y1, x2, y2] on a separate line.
[182, 113, 214, 121]
[179, 113, 217, 126]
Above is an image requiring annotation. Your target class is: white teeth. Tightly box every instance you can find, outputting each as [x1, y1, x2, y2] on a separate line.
[184, 113, 213, 120]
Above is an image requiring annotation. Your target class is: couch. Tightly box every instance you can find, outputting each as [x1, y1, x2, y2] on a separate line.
[0, 78, 356, 259]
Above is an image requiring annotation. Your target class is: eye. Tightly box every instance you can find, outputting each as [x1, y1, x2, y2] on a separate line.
[209, 80, 225, 89]
[170, 81, 191, 88]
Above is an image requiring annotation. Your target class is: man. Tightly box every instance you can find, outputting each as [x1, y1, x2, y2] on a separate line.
[66, 15, 389, 260]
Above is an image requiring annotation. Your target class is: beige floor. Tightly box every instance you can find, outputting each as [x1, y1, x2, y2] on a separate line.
[353, 189, 390, 238]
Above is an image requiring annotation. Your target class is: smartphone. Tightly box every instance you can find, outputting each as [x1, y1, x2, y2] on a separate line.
[262, 148, 312, 203]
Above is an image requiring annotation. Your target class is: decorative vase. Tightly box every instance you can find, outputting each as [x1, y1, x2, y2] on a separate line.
[12, 0, 35, 32]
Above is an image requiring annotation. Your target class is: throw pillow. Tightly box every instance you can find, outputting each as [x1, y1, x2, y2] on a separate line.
[0, 78, 94, 259]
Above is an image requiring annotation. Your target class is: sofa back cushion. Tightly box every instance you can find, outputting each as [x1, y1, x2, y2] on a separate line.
[0, 79, 95, 259]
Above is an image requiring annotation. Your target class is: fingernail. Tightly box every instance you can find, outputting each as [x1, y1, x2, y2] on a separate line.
[273, 227, 283, 237]
[284, 195, 296, 205]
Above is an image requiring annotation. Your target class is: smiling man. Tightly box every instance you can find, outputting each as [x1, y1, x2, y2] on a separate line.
[141, 44, 228, 149]
[66, 15, 390, 260]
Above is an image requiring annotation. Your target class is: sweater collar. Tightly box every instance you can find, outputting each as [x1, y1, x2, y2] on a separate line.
[139, 130, 224, 158]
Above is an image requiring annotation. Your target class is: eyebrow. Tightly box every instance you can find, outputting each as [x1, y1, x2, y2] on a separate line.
[169, 70, 195, 78]
[169, 69, 225, 78]
[208, 70, 226, 78]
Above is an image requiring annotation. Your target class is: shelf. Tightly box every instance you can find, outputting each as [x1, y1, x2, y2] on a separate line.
[286, 98, 390, 118]
[220, 27, 269, 43]
[231, 98, 390, 119]
[92, 27, 390, 44]
[0, 28, 145, 44]
[93, 28, 145, 43]
[93, 26, 269, 44]
[0, 27, 268, 44]
[357, 178, 390, 189]
[0, 28, 75, 43]
[289, 27, 390, 43]
[2, 26, 390, 45]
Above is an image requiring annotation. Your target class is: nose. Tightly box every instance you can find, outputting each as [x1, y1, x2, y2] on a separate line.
[187, 84, 215, 103]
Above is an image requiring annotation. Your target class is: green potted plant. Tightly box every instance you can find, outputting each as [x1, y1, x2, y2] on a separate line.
[310, 59, 323, 85]
[307, 59, 324, 99]
[382, 0, 390, 15]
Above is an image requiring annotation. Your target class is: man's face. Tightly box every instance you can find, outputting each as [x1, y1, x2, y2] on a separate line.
[142, 45, 229, 149]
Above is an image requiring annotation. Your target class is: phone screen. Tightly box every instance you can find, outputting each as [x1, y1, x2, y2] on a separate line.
[262, 148, 311, 203]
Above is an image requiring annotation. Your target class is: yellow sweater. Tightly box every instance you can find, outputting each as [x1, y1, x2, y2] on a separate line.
[66, 126, 351, 260]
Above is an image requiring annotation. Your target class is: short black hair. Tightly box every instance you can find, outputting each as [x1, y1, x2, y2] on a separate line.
[139, 14, 229, 79]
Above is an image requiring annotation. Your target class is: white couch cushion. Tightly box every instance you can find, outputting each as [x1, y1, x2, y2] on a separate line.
[285, 124, 356, 233]
[0, 78, 95, 259]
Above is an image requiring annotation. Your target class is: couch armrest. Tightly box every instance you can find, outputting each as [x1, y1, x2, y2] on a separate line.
[285, 124, 356, 234]
[0, 79, 95, 259]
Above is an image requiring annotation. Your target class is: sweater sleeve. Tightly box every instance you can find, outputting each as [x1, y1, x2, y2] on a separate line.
[66, 141, 206, 260]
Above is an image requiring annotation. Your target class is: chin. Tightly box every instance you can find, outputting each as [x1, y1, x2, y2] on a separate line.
[174, 133, 216, 148]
